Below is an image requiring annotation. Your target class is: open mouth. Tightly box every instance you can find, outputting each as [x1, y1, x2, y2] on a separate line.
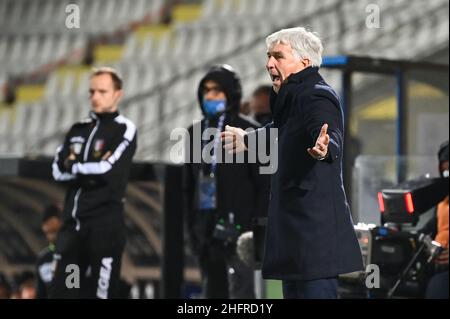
[270, 74, 281, 83]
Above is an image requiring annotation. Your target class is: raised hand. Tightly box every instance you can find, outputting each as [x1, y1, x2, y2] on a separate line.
[307, 124, 330, 160]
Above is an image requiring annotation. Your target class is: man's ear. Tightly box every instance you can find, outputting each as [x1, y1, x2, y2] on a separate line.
[301, 59, 311, 68]
[115, 89, 124, 101]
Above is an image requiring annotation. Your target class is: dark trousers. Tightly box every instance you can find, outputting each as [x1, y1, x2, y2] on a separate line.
[49, 218, 126, 299]
[282, 277, 338, 299]
[426, 271, 449, 299]
[199, 251, 255, 299]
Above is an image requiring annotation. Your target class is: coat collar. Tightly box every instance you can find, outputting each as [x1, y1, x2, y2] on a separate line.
[286, 66, 320, 84]
[270, 66, 320, 125]
[89, 111, 119, 121]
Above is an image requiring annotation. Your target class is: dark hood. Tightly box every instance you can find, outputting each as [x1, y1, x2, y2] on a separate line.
[439, 141, 449, 163]
[197, 64, 242, 117]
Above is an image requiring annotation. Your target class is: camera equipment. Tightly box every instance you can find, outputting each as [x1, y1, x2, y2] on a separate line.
[386, 233, 443, 298]
[347, 224, 444, 298]
[212, 212, 241, 245]
[372, 175, 449, 298]
[377, 177, 448, 225]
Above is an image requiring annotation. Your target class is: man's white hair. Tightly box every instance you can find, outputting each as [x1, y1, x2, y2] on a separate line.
[266, 27, 323, 67]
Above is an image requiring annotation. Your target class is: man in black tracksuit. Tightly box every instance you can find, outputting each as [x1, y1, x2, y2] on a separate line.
[183, 65, 270, 298]
[50, 67, 137, 299]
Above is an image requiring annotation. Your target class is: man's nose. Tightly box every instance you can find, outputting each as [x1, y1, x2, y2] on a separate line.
[266, 57, 276, 70]
[204, 91, 214, 100]
[90, 92, 98, 101]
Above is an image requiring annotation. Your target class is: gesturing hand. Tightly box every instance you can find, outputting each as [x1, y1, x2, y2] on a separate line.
[307, 124, 330, 160]
[221, 125, 248, 154]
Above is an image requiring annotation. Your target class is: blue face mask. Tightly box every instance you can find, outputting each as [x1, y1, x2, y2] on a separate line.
[202, 99, 226, 117]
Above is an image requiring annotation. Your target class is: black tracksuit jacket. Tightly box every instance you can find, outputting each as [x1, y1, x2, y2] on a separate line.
[52, 111, 137, 230]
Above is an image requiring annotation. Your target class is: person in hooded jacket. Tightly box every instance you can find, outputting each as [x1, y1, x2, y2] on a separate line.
[183, 65, 270, 299]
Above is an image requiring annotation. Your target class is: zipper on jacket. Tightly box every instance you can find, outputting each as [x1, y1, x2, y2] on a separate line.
[84, 121, 99, 161]
[72, 189, 82, 231]
[72, 120, 100, 231]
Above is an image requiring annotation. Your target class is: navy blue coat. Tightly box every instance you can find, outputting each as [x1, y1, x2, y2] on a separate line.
[246, 67, 363, 280]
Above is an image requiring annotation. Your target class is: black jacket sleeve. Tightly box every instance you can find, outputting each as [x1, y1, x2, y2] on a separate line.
[69, 126, 137, 186]
[52, 127, 77, 182]
[244, 123, 272, 220]
[302, 90, 343, 163]
[249, 161, 270, 219]
[244, 122, 274, 158]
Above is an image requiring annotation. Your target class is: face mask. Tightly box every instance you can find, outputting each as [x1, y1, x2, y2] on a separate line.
[442, 170, 449, 178]
[202, 99, 226, 117]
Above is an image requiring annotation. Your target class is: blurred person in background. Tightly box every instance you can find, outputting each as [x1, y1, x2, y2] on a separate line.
[239, 100, 251, 116]
[14, 271, 37, 299]
[183, 65, 269, 298]
[422, 141, 449, 299]
[36, 204, 62, 299]
[249, 85, 272, 126]
[50, 67, 137, 299]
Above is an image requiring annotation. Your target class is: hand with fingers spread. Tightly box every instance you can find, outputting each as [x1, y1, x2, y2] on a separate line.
[307, 124, 330, 161]
[221, 125, 248, 154]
